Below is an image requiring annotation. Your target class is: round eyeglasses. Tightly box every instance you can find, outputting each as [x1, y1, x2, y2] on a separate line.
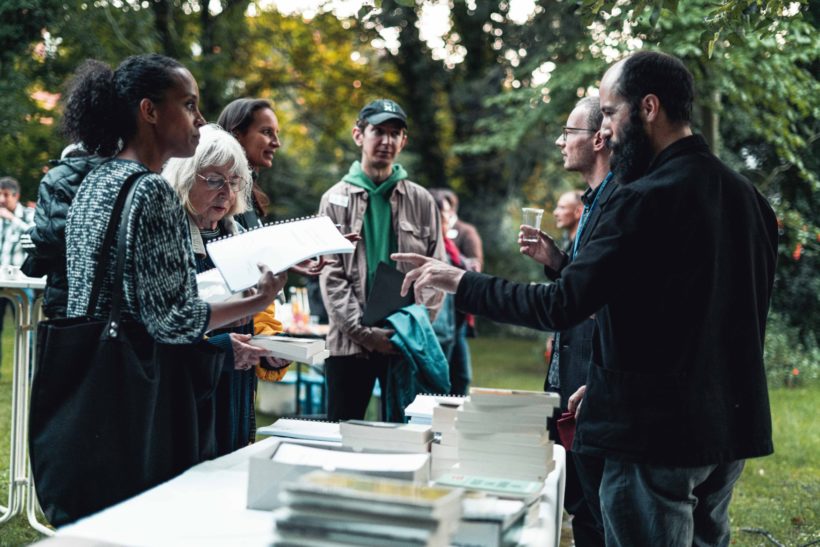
[196, 173, 246, 193]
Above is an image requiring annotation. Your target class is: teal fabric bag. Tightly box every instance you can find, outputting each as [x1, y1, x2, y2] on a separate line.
[384, 304, 451, 422]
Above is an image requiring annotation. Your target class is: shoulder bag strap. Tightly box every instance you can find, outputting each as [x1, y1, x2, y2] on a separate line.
[86, 171, 149, 322]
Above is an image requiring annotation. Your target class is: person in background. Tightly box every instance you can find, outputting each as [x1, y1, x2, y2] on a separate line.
[442, 189, 483, 273]
[217, 98, 279, 229]
[319, 98, 446, 421]
[430, 187, 479, 395]
[20, 145, 104, 319]
[394, 50, 778, 547]
[0, 176, 36, 374]
[218, 96, 331, 307]
[0, 177, 36, 269]
[523, 96, 612, 547]
[428, 189, 463, 363]
[164, 124, 291, 456]
[553, 190, 584, 249]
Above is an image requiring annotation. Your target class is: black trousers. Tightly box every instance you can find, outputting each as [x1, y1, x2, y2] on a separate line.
[325, 354, 390, 421]
[571, 451, 606, 547]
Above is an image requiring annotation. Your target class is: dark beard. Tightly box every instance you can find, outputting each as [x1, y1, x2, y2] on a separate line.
[608, 108, 654, 184]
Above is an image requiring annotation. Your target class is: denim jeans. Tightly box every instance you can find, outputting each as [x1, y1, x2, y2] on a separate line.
[600, 458, 745, 547]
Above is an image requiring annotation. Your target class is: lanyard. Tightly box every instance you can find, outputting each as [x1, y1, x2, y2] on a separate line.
[572, 172, 613, 259]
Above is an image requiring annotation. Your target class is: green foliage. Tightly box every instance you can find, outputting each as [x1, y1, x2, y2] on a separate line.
[764, 312, 820, 387]
[0, 0, 62, 135]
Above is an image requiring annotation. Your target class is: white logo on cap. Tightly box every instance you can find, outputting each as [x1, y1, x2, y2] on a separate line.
[383, 102, 395, 112]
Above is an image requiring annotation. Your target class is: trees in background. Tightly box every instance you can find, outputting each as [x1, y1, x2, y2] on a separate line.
[1, 0, 817, 364]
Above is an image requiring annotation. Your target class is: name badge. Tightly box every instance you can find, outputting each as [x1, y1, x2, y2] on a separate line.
[329, 194, 349, 208]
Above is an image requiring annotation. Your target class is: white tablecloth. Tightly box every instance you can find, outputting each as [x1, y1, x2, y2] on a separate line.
[54, 437, 566, 546]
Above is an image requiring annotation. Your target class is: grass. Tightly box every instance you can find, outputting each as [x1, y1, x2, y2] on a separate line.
[1, 326, 818, 546]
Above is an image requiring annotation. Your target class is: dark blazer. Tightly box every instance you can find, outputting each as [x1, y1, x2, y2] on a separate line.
[546, 178, 618, 409]
[456, 135, 778, 466]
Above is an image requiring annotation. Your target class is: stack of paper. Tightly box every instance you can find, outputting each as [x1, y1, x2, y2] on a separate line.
[340, 420, 433, 453]
[249, 335, 329, 365]
[272, 471, 463, 547]
[454, 388, 559, 482]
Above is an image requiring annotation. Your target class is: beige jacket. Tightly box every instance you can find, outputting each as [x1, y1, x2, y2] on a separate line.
[319, 178, 446, 356]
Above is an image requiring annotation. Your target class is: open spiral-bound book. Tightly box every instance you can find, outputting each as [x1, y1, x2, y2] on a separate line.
[205, 215, 354, 293]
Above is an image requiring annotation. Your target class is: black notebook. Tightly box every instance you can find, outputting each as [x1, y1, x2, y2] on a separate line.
[361, 262, 415, 327]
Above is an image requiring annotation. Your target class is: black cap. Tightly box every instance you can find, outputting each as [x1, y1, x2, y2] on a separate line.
[358, 99, 407, 127]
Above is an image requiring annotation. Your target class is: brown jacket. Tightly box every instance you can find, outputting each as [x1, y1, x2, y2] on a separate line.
[319, 178, 446, 356]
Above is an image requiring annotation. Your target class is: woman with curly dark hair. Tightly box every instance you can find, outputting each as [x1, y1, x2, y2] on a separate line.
[39, 54, 287, 521]
[63, 54, 285, 343]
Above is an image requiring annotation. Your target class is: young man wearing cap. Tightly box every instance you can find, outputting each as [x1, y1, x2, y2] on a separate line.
[318, 99, 446, 421]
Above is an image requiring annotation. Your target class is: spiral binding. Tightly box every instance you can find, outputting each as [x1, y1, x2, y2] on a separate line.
[208, 214, 327, 243]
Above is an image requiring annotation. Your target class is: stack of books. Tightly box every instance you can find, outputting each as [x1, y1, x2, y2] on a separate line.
[272, 471, 463, 547]
[454, 388, 559, 482]
[430, 402, 462, 479]
[340, 420, 433, 453]
[249, 335, 329, 365]
[404, 394, 466, 426]
[247, 442, 431, 510]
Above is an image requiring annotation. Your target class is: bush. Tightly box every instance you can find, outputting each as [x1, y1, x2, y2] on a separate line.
[764, 312, 820, 387]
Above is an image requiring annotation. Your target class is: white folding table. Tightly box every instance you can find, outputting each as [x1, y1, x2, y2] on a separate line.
[0, 275, 53, 535]
[52, 436, 565, 546]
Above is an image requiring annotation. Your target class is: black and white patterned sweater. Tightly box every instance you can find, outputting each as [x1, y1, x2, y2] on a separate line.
[66, 159, 210, 344]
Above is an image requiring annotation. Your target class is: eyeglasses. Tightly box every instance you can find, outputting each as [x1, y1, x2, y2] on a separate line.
[196, 173, 246, 193]
[561, 126, 596, 141]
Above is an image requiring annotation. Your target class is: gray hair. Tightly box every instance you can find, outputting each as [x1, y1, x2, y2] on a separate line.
[163, 123, 252, 218]
[576, 96, 603, 131]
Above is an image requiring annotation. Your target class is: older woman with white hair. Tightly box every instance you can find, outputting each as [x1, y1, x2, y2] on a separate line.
[164, 123, 289, 456]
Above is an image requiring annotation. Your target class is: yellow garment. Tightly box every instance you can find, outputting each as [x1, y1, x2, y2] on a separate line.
[253, 302, 290, 382]
[254, 301, 284, 336]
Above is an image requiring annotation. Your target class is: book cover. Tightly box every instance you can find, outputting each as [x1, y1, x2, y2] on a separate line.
[206, 216, 354, 292]
[284, 471, 463, 521]
[435, 473, 544, 504]
[361, 262, 415, 326]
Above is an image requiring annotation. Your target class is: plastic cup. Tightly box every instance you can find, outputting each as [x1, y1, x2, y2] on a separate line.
[521, 208, 544, 242]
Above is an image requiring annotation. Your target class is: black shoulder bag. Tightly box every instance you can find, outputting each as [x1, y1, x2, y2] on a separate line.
[29, 172, 225, 526]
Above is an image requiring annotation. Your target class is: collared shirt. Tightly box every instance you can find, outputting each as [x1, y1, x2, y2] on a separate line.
[0, 203, 35, 267]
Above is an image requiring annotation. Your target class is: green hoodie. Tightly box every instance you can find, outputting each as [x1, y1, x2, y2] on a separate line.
[343, 161, 408, 291]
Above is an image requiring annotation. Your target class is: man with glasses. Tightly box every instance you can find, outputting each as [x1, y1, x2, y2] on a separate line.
[318, 99, 446, 421]
[395, 51, 777, 546]
[519, 96, 612, 547]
